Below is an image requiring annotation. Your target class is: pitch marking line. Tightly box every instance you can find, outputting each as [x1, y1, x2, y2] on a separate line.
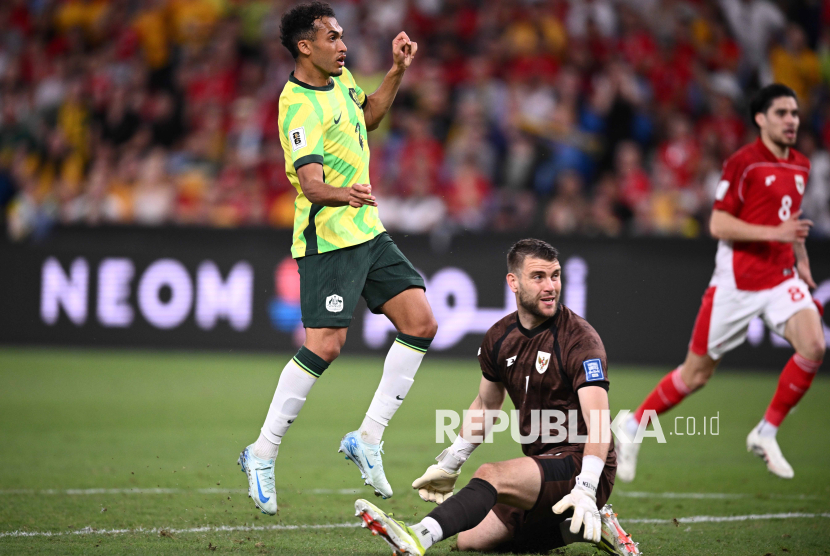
[0, 488, 818, 501]
[625, 513, 830, 524]
[2, 513, 830, 539]
[0, 488, 360, 495]
[0, 523, 362, 539]
[614, 491, 817, 501]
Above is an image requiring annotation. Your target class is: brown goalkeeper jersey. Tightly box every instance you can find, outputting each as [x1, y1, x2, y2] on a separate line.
[478, 304, 615, 464]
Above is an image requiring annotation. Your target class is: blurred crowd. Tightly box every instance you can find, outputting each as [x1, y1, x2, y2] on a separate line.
[2, 0, 830, 240]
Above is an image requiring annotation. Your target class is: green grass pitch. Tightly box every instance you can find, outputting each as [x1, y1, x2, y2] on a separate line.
[0, 347, 828, 555]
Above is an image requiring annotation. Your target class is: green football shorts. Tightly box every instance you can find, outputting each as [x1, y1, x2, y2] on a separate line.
[296, 232, 425, 328]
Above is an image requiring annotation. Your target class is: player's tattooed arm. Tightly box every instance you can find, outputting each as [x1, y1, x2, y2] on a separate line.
[710, 209, 812, 243]
[297, 163, 377, 208]
[793, 241, 817, 288]
[362, 32, 418, 131]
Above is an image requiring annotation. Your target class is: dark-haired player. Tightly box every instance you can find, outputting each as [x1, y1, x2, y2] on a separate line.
[238, 2, 438, 515]
[617, 84, 825, 481]
[354, 239, 640, 555]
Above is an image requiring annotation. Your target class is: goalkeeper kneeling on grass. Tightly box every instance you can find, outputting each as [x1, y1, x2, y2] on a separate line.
[355, 238, 641, 555]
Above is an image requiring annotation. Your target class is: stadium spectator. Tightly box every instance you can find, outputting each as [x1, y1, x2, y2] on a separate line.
[769, 23, 821, 110]
[657, 113, 700, 190]
[798, 130, 830, 237]
[614, 141, 651, 214]
[584, 172, 624, 237]
[719, 0, 785, 83]
[1, 0, 828, 240]
[445, 156, 493, 230]
[697, 92, 747, 160]
[544, 169, 589, 235]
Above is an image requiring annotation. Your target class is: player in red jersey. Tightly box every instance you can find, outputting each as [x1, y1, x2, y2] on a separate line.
[616, 84, 825, 480]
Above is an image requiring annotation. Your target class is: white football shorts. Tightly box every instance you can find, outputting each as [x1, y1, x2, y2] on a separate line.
[689, 277, 817, 360]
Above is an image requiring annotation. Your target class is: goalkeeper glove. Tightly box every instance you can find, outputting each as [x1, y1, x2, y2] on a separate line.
[412, 437, 476, 504]
[552, 472, 602, 543]
[412, 462, 459, 504]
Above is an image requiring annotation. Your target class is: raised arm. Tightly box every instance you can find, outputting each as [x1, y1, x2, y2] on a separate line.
[362, 32, 417, 131]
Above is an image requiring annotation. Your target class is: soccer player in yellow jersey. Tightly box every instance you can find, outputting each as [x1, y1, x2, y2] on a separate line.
[238, 2, 438, 516]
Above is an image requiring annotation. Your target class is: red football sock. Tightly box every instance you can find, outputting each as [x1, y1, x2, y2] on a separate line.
[764, 354, 822, 427]
[634, 367, 692, 423]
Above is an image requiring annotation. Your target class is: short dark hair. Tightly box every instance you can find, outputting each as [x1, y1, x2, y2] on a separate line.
[507, 239, 559, 274]
[280, 2, 336, 59]
[749, 84, 798, 128]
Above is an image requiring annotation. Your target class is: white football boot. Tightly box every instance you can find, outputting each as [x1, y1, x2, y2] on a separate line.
[613, 417, 641, 483]
[339, 431, 393, 499]
[238, 444, 278, 515]
[746, 426, 794, 479]
[598, 504, 641, 555]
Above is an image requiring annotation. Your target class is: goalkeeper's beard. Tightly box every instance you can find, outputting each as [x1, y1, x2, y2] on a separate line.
[517, 289, 557, 320]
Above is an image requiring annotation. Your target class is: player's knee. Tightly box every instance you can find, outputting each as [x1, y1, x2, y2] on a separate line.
[798, 338, 825, 363]
[400, 314, 438, 339]
[455, 531, 475, 551]
[456, 531, 492, 552]
[419, 314, 438, 339]
[472, 462, 499, 487]
[315, 342, 342, 363]
[686, 367, 713, 390]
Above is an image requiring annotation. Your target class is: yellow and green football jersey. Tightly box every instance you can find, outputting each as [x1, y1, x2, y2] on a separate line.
[278, 67, 384, 258]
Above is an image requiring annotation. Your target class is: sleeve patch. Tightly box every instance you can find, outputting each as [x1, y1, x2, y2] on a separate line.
[715, 180, 730, 201]
[289, 127, 307, 151]
[583, 359, 605, 382]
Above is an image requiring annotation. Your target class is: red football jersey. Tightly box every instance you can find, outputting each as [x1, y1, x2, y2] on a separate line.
[710, 138, 810, 291]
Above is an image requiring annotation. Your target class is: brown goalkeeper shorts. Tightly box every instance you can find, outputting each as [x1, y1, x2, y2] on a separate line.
[490, 449, 616, 553]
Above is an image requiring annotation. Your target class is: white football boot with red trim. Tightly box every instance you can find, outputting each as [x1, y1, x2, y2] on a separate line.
[354, 499, 426, 555]
[598, 504, 641, 555]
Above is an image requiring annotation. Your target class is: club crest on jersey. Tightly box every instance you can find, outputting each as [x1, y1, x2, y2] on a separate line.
[325, 294, 343, 313]
[535, 351, 551, 374]
[348, 88, 362, 108]
[795, 175, 805, 195]
[583, 359, 604, 381]
[506, 355, 517, 367]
